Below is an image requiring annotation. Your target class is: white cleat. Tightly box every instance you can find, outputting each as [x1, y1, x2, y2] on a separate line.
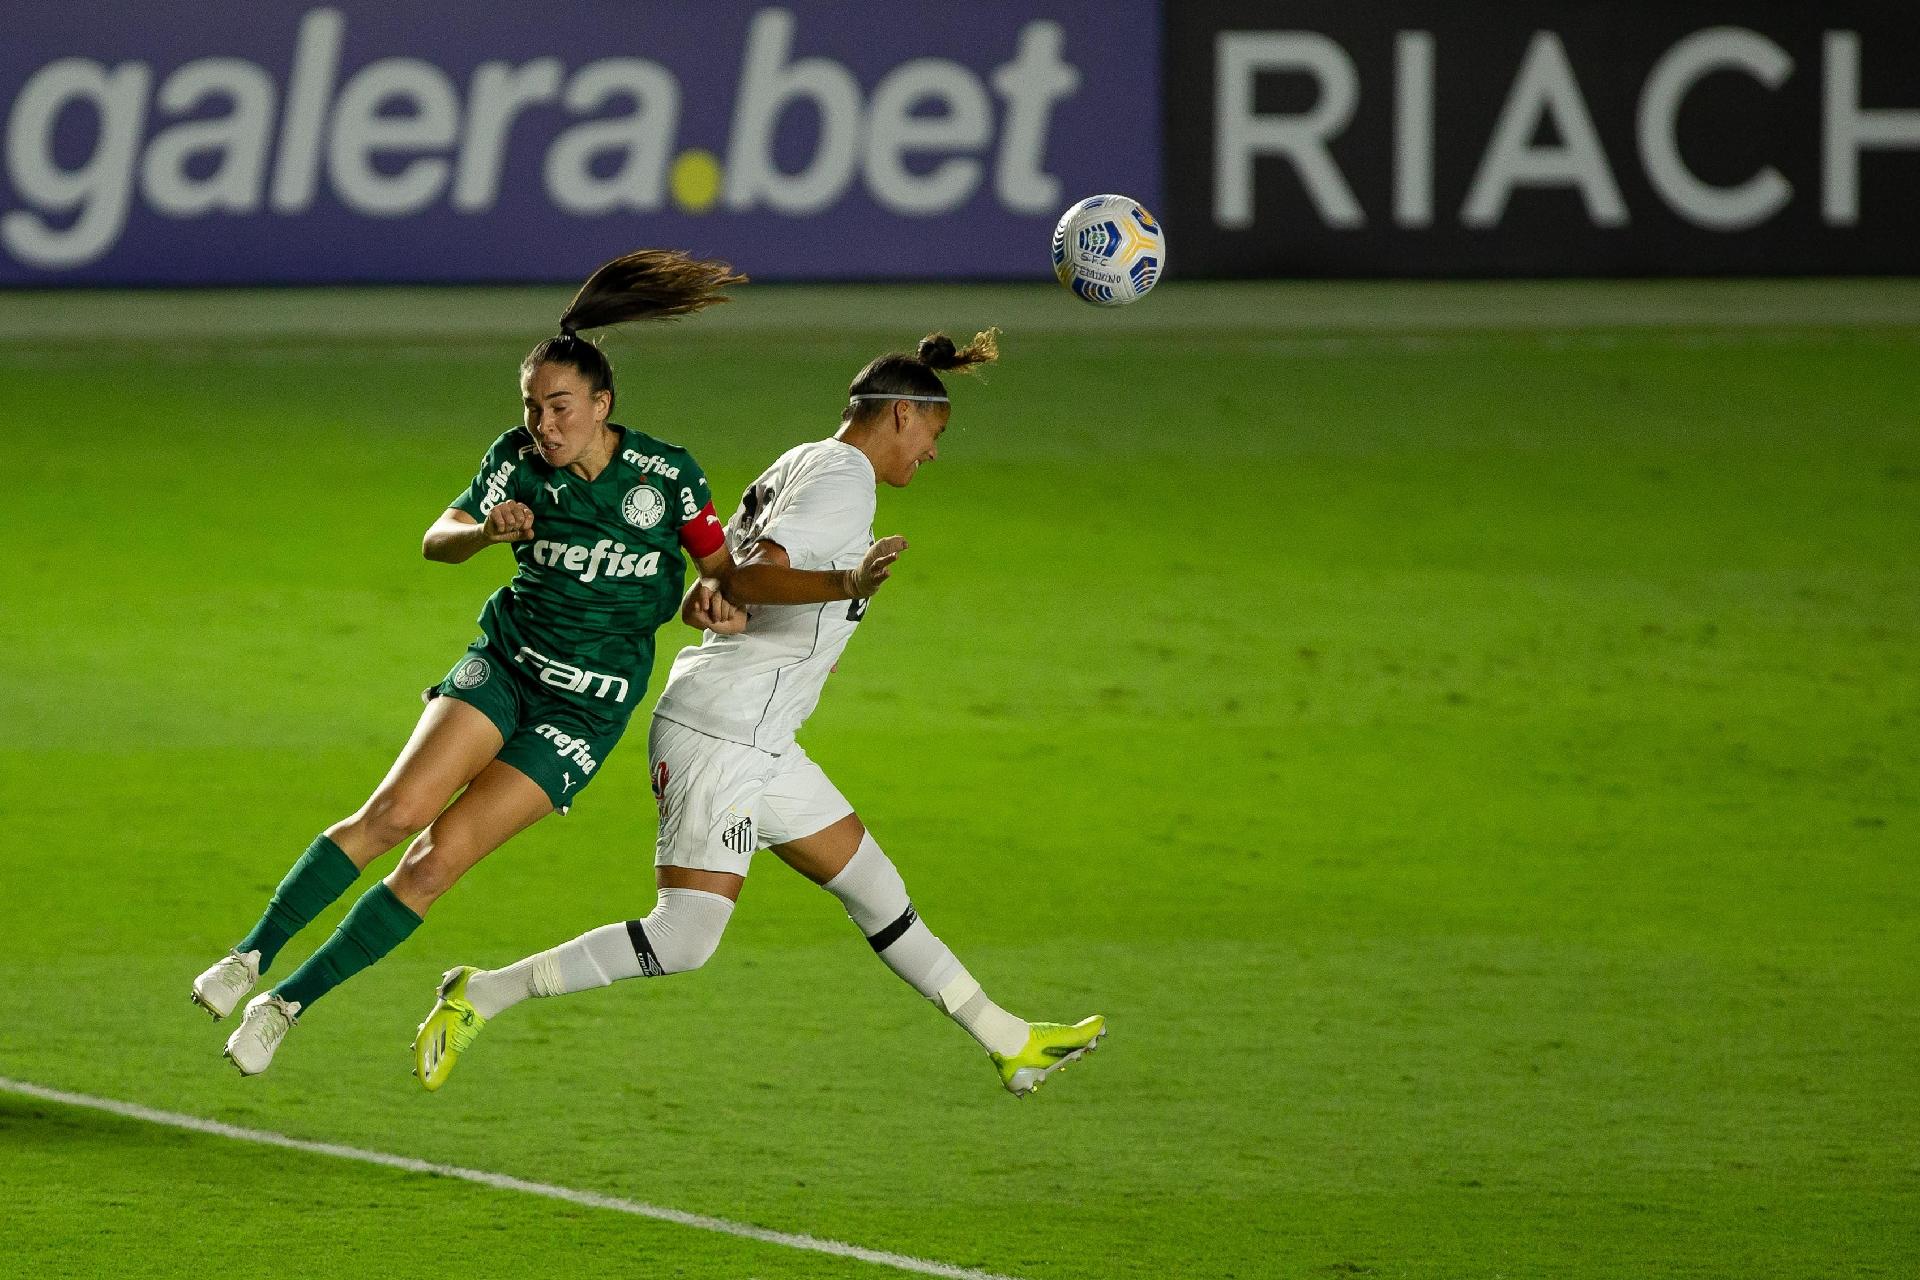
[191, 950, 261, 1021]
[224, 992, 300, 1076]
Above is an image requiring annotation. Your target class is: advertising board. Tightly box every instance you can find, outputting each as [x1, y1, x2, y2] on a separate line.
[0, 3, 1159, 283]
[1164, 2, 1920, 276]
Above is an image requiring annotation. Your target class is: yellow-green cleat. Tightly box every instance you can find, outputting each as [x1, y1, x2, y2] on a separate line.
[990, 1015, 1107, 1097]
[412, 966, 486, 1092]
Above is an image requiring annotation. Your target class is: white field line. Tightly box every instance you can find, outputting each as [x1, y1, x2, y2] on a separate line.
[0, 1076, 1025, 1280]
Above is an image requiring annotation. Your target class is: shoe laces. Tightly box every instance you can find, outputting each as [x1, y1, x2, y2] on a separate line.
[253, 997, 296, 1041]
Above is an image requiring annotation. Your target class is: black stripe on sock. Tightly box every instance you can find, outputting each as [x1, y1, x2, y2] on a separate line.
[865, 905, 918, 954]
[626, 919, 666, 977]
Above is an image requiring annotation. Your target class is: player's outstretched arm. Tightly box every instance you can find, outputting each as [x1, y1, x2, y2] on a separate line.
[423, 503, 534, 564]
[723, 536, 906, 606]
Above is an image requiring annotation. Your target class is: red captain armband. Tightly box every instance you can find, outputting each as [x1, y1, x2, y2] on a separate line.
[677, 502, 727, 558]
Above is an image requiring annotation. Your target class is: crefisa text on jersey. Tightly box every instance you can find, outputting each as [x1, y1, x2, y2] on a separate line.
[528, 538, 663, 584]
[478, 458, 516, 516]
[622, 448, 680, 480]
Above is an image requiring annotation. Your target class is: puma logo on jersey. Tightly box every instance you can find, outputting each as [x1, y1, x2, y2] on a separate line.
[544, 481, 567, 503]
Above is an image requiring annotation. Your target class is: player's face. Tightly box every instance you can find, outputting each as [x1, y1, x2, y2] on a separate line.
[887, 402, 949, 487]
[522, 362, 611, 467]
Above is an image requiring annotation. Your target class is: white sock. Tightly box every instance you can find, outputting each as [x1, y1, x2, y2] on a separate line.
[822, 833, 1029, 1057]
[466, 888, 733, 1019]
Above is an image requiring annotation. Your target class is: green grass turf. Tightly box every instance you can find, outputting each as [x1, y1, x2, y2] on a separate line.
[0, 281, 1916, 1279]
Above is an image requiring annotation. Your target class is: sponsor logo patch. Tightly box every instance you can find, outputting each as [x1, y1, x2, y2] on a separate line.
[622, 484, 667, 528]
[651, 761, 671, 820]
[622, 450, 682, 481]
[528, 538, 662, 585]
[515, 645, 630, 703]
[477, 460, 516, 516]
[532, 722, 599, 774]
[451, 656, 489, 690]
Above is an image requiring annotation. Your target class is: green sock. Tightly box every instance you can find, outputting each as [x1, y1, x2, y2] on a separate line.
[274, 882, 422, 1012]
[236, 835, 360, 971]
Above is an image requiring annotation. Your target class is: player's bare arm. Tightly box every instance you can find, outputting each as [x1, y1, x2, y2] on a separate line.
[681, 536, 905, 633]
[422, 502, 534, 563]
[726, 535, 908, 605]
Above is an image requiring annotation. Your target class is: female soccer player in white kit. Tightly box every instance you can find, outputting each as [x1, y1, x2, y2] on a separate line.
[414, 330, 1105, 1097]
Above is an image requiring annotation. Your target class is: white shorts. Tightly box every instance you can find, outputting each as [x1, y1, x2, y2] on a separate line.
[647, 715, 855, 877]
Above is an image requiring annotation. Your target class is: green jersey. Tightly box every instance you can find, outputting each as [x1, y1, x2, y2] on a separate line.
[449, 424, 723, 719]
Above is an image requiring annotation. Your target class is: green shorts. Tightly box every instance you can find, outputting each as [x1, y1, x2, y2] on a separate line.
[429, 645, 630, 813]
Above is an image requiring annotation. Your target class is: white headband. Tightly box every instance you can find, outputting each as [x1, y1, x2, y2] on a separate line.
[848, 393, 948, 404]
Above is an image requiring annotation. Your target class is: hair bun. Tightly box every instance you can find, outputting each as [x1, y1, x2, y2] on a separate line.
[917, 333, 957, 366]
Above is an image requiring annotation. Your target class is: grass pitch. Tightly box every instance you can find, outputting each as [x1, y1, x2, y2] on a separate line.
[0, 281, 1915, 1279]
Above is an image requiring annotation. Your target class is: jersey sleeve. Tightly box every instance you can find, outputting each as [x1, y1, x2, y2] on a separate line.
[671, 457, 726, 558]
[449, 431, 526, 520]
[758, 460, 877, 570]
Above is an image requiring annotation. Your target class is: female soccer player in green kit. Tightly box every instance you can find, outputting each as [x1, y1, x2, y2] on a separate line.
[191, 250, 901, 1075]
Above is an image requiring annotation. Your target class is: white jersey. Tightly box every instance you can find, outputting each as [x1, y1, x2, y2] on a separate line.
[653, 438, 876, 754]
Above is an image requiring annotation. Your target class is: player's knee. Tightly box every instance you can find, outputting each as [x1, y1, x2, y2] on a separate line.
[673, 929, 724, 974]
[821, 832, 910, 936]
[634, 888, 733, 975]
[352, 789, 439, 851]
[390, 836, 459, 903]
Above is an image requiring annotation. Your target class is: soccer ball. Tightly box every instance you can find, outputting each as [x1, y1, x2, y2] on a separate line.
[1051, 194, 1165, 306]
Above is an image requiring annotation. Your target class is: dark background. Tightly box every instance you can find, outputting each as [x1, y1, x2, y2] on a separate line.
[1164, 1, 1920, 276]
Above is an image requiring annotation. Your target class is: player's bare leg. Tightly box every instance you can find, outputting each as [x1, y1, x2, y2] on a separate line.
[194, 696, 503, 1020]
[226, 759, 549, 1076]
[381, 758, 553, 916]
[655, 864, 745, 900]
[327, 696, 508, 867]
[774, 815, 1106, 1096]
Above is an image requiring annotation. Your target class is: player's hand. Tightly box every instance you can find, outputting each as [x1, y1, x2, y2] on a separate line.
[848, 535, 907, 598]
[484, 500, 535, 543]
[684, 579, 747, 634]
